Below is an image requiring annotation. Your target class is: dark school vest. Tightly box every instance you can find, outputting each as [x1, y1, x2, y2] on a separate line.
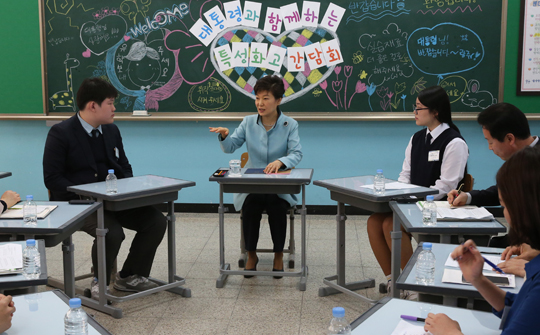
[410, 127, 465, 188]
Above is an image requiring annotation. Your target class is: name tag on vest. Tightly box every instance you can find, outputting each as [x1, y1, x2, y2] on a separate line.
[428, 150, 440, 162]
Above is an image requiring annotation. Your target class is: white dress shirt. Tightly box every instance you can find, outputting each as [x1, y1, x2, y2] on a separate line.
[398, 123, 469, 200]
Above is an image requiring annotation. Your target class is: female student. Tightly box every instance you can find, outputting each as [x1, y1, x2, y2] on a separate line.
[425, 146, 540, 335]
[209, 75, 302, 278]
[366, 86, 469, 297]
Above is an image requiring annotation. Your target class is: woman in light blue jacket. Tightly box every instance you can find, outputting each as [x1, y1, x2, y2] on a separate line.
[209, 75, 302, 278]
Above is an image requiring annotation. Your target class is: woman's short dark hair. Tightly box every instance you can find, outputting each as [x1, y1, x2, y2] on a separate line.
[496, 146, 540, 249]
[77, 77, 118, 111]
[417, 85, 460, 134]
[253, 75, 285, 100]
[477, 103, 530, 142]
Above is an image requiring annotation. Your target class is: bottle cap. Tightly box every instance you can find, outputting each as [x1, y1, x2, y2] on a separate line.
[376, 169, 383, 174]
[422, 242, 432, 250]
[426, 195, 434, 201]
[26, 239, 36, 247]
[26, 195, 33, 201]
[332, 306, 345, 318]
[68, 298, 82, 308]
[108, 169, 114, 174]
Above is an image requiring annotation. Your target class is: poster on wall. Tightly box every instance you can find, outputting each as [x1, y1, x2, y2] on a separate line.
[518, 0, 540, 95]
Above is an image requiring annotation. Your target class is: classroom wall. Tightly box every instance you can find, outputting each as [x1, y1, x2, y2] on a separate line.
[0, 1, 538, 206]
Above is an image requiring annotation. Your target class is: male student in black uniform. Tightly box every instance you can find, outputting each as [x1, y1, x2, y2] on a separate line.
[43, 77, 166, 299]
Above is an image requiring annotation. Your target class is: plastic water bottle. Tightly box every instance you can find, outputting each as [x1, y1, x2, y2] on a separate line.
[416, 242, 436, 285]
[64, 298, 88, 335]
[422, 195, 437, 226]
[106, 169, 117, 194]
[23, 195, 37, 226]
[374, 169, 385, 195]
[23, 239, 41, 279]
[327, 307, 351, 335]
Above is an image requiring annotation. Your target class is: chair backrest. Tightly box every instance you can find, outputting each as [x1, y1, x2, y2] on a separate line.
[241, 152, 249, 168]
[462, 173, 474, 192]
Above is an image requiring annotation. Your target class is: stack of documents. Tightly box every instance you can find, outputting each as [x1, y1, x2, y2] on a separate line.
[0, 205, 57, 219]
[0, 243, 23, 275]
[416, 201, 494, 221]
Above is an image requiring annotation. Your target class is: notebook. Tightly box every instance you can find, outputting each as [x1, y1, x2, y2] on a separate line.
[0, 204, 57, 220]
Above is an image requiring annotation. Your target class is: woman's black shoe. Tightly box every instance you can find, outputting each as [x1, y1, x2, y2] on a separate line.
[244, 257, 259, 278]
[272, 268, 284, 279]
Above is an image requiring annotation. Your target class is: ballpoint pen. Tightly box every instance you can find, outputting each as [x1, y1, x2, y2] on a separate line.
[452, 183, 464, 206]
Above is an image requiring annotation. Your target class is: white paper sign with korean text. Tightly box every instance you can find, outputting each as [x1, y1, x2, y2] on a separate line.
[301, 1, 320, 27]
[263, 7, 283, 35]
[243, 1, 262, 28]
[304, 42, 326, 69]
[232, 42, 250, 67]
[264, 45, 287, 72]
[320, 3, 345, 32]
[213, 44, 234, 71]
[321, 39, 343, 66]
[190, 19, 218, 47]
[204, 6, 227, 34]
[249, 42, 268, 68]
[281, 3, 302, 31]
[287, 47, 305, 72]
[224, 0, 243, 27]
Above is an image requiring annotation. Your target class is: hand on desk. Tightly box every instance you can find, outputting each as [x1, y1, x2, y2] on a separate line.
[264, 160, 284, 174]
[501, 243, 540, 261]
[0, 294, 15, 333]
[1, 190, 20, 209]
[447, 189, 467, 206]
[209, 127, 229, 140]
[424, 313, 463, 335]
[498, 258, 528, 277]
[451, 240, 484, 285]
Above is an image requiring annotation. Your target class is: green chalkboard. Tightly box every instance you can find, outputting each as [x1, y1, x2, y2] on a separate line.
[42, 0, 504, 114]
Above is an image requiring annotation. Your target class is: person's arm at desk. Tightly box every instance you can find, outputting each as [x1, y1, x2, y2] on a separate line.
[43, 124, 77, 194]
[210, 118, 247, 154]
[0, 191, 20, 213]
[397, 136, 413, 184]
[0, 295, 15, 333]
[266, 121, 303, 174]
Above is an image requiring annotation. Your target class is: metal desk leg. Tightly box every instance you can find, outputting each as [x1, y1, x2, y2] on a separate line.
[216, 184, 230, 288]
[62, 235, 76, 298]
[297, 185, 307, 291]
[79, 200, 123, 319]
[158, 200, 190, 297]
[390, 211, 402, 298]
[319, 202, 376, 303]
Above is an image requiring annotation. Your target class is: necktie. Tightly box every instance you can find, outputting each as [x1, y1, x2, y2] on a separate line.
[91, 129, 99, 138]
[426, 133, 432, 145]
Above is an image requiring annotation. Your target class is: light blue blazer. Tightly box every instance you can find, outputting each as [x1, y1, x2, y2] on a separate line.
[219, 111, 303, 211]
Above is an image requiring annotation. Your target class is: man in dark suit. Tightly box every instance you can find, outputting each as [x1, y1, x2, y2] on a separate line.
[447, 103, 538, 251]
[448, 103, 538, 206]
[43, 78, 166, 299]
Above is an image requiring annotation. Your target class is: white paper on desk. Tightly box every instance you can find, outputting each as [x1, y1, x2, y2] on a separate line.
[361, 182, 421, 190]
[436, 207, 494, 220]
[0, 244, 23, 273]
[442, 268, 515, 288]
[390, 319, 429, 335]
[417, 201, 477, 210]
[445, 253, 503, 271]
[0, 205, 57, 219]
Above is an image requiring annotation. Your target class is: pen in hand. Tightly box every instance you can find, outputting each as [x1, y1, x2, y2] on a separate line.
[453, 244, 506, 274]
[452, 183, 464, 206]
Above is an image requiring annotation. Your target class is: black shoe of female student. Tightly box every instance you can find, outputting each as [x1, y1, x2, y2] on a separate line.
[272, 268, 284, 279]
[244, 257, 259, 278]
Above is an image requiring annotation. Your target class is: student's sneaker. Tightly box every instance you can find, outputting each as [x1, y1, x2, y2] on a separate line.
[91, 278, 100, 301]
[113, 273, 159, 292]
[401, 290, 419, 301]
[386, 279, 392, 296]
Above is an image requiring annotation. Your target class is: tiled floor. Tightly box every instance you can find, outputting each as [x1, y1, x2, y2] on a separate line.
[39, 213, 408, 335]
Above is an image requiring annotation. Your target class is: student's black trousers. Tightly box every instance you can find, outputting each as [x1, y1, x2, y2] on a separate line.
[242, 194, 289, 252]
[81, 205, 167, 284]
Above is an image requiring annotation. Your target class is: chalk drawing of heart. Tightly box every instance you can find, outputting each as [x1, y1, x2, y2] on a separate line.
[210, 26, 338, 104]
[80, 15, 128, 56]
